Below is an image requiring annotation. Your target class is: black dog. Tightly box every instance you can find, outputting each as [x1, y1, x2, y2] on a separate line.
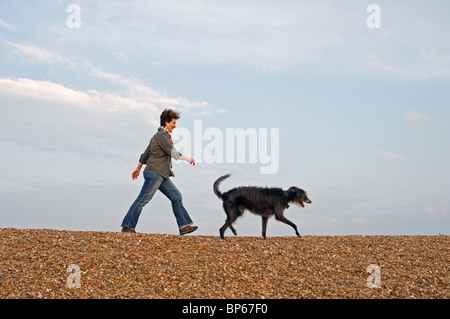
[213, 174, 311, 239]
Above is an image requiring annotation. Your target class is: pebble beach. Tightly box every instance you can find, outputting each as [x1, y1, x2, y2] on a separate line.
[0, 228, 448, 299]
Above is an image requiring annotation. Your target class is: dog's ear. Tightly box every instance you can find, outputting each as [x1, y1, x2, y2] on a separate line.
[287, 187, 297, 201]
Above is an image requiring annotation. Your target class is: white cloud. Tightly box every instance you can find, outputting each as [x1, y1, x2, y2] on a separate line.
[46, 0, 450, 77]
[0, 77, 157, 121]
[423, 206, 448, 216]
[0, 39, 210, 164]
[0, 77, 157, 147]
[0, 75, 206, 164]
[0, 18, 17, 31]
[82, 63, 209, 113]
[1, 39, 209, 115]
[353, 217, 370, 225]
[4, 1, 450, 77]
[379, 150, 407, 162]
[404, 110, 433, 124]
[2, 40, 77, 68]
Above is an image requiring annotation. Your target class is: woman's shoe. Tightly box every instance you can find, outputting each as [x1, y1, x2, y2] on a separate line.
[179, 225, 198, 235]
[121, 227, 136, 233]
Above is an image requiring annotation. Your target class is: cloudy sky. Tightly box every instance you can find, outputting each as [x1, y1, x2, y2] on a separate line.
[1, 0, 449, 236]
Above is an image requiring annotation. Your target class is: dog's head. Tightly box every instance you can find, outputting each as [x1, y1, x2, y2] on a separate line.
[286, 187, 312, 207]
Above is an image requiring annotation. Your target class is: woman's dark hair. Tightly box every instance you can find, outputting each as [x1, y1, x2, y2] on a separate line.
[160, 109, 181, 126]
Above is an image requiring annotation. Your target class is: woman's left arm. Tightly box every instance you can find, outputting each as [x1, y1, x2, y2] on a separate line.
[160, 133, 195, 165]
[179, 154, 195, 166]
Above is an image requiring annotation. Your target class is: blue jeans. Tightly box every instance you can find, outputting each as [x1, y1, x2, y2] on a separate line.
[121, 172, 193, 230]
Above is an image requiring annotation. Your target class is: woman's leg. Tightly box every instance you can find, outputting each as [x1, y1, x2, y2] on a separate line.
[158, 178, 194, 229]
[121, 172, 163, 230]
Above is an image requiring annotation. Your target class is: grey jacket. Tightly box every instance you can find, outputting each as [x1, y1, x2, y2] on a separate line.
[139, 128, 182, 178]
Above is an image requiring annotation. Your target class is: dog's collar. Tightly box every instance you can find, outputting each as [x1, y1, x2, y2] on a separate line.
[286, 204, 290, 209]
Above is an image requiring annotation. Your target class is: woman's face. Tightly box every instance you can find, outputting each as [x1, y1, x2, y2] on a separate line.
[165, 118, 177, 133]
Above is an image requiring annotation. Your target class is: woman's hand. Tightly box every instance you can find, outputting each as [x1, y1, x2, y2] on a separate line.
[132, 163, 144, 180]
[132, 168, 140, 180]
[189, 158, 196, 166]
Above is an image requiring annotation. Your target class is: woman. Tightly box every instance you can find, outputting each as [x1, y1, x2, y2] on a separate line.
[121, 109, 198, 235]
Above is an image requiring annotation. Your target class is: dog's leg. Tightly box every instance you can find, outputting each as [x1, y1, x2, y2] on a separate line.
[228, 211, 239, 236]
[220, 220, 231, 239]
[228, 205, 244, 236]
[275, 215, 301, 238]
[261, 216, 269, 240]
[220, 219, 238, 239]
[220, 204, 239, 239]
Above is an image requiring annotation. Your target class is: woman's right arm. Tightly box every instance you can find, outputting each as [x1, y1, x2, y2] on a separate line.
[134, 137, 153, 180]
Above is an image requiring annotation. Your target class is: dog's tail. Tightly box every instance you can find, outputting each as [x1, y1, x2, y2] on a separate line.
[213, 173, 231, 199]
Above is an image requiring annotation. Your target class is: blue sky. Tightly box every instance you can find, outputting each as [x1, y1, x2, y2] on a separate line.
[1, 0, 449, 236]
